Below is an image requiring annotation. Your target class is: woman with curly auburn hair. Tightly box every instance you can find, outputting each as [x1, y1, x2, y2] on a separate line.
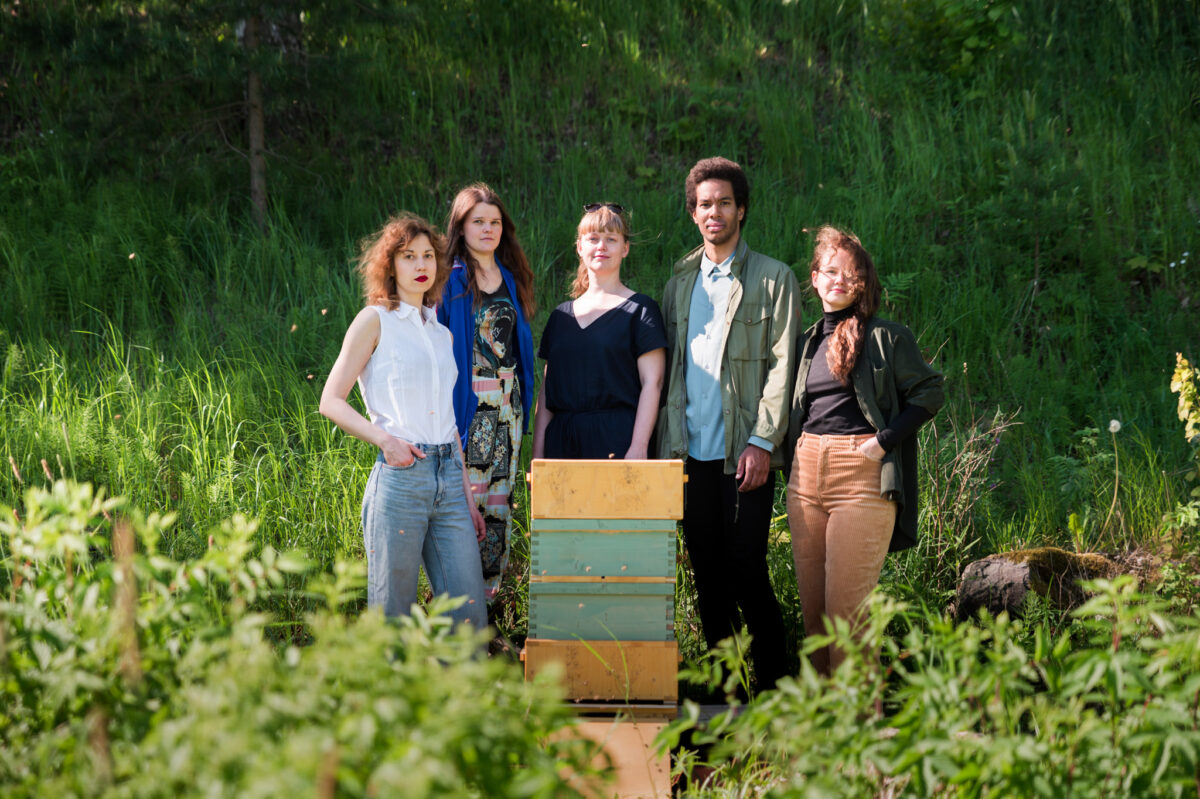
[320, 213, 486, 628]
[437, 184, 536, 603]
[785, 225, 944, 675]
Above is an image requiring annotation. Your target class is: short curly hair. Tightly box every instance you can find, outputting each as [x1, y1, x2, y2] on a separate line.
[684, 157, 750, 227]
[356, 213, 448, 309]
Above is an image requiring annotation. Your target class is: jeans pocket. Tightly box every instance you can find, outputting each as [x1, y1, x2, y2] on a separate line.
[381, 458, 418, 471]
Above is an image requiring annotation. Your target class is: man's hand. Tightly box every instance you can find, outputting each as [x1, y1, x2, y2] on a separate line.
[735, 444, 770, 492]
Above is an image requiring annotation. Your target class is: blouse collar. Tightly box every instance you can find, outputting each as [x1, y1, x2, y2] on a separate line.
[394, 301, 434, 324]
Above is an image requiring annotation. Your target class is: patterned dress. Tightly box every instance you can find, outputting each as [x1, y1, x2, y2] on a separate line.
[465, 283, 523, 598]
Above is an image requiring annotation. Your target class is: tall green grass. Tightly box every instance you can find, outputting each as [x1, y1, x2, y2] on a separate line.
[2, 0, 1198, 632]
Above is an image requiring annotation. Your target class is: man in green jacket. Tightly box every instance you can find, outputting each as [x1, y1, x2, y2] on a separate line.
[658, 157, 801, 690]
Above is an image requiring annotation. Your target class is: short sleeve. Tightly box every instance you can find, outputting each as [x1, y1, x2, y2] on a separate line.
[537, 310, 559, 360]
[632, 295, 669, 357]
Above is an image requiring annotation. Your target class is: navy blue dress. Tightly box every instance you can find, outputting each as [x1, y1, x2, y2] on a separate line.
[537, 292, 668, 459]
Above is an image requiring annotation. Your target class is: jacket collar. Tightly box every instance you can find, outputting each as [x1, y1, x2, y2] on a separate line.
[448, 255, 514, 291]
[673, 236, 750, 278]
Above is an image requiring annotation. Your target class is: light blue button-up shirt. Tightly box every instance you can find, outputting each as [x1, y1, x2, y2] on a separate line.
[684, 252, 775, 462]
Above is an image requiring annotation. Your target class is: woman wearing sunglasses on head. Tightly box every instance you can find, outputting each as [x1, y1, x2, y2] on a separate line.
[785, 226, 944, 675]
[532, 203, 667, 461]
[438, 183, 537, 601]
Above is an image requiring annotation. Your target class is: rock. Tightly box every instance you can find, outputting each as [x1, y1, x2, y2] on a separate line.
[954, 546, 1117, 622]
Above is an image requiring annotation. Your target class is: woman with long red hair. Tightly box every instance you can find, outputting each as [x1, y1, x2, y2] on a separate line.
[786, 226, 944, 675]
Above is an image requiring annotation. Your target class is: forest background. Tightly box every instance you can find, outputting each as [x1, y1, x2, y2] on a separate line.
[2, 0, 1200, 795]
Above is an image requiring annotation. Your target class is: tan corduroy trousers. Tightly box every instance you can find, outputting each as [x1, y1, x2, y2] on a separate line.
[787, 432, 897, 674]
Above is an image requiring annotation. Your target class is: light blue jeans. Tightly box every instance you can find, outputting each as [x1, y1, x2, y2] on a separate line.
[361, 444, 487, 629]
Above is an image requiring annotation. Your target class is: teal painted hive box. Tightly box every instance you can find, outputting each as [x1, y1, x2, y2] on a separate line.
[527, 580, 675, 641]
[529, 518, 676, 580]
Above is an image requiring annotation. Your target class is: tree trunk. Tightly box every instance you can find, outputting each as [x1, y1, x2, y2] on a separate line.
[245, 15, 267, 232]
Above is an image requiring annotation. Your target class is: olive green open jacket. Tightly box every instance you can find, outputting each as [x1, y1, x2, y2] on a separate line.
[785, 316, 945, 552]
[657, 238, 802, 472]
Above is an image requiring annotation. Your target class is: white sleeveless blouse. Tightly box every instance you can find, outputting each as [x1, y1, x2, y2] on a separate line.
[356, 303, 459, 446]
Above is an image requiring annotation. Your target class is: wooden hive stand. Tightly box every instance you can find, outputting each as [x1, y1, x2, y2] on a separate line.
[523, 459, 685, 798]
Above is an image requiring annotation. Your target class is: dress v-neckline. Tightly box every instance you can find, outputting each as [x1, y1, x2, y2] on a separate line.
[572, 294, 633, 331]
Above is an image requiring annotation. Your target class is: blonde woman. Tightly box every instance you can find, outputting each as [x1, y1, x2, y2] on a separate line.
[532, 203, 666, 460]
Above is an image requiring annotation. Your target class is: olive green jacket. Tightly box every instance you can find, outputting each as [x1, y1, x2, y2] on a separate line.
[657, 238, 802, 472]
[785, 316, 945, 551]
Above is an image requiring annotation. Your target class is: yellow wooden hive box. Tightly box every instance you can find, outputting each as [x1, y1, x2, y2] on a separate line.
[529, 459, 685, 520]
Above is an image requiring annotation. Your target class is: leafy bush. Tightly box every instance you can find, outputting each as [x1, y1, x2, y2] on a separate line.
[669, 581, 1200, 796]
[0, 481, 595, 798]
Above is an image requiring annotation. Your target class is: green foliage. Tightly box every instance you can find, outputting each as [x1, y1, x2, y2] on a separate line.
[670, 582, 1200, 796]
[864, 0, 1026, 78]
[0, 6, 1199, 791]
[889, 407, 1018, 601]
[0, 0, 1195, 651]
[879, 270, 918, 310]
[0, 481, 594, 798]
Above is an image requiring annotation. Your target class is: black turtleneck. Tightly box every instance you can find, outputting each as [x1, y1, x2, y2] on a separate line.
[802, 309, 875, 438]
[801, 309, 933, 453]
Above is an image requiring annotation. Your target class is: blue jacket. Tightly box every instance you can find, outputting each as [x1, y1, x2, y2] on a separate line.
[437, 257, 536, 448]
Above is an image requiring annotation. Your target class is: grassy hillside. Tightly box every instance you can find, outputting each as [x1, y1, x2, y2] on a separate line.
[2, 0, 1199, 638]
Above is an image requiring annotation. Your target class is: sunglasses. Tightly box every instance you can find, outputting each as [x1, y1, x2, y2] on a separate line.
[583, 202, 625, 215]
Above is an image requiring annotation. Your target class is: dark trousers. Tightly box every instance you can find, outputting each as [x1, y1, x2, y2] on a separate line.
[682, 457, 789, 689]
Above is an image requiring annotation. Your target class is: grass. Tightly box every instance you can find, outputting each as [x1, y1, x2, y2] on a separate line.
[2, 0, 1199, 644]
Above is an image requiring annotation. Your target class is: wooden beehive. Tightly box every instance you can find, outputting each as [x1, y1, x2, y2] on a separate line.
[530, 518, 677, 579]
[528, 459, 684, 520]
[528, 580, 674, 641]
[524, 460, 684, 705]
[524, 640, 678, 704]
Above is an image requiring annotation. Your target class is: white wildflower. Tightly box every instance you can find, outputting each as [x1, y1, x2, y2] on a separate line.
[1108, 419, 1121, 434]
